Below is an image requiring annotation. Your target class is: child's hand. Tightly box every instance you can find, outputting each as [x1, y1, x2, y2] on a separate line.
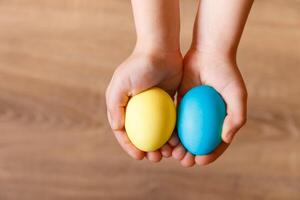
[106, 0, 181, 162]
[172, 49, 247, 167]
[171, 0, 252, 167]
[106, 50, 182, 162]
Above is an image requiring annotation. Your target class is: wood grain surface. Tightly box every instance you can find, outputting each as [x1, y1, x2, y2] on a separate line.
[0, 0, 299, 199]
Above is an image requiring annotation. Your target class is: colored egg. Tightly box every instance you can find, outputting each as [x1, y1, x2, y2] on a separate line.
[125, 87, 176, 152]
[177, 85, 226, 155]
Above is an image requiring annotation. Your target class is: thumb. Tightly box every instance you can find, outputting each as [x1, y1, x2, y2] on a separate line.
[106, 75, 130, 131]
[221, 91, 247, 143]
[221, 115, 245, 143]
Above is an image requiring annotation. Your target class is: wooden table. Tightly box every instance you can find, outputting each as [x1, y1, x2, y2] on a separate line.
[0, 0, 299, 199]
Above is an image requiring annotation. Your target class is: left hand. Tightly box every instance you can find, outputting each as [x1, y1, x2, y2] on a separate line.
[172, 49, 248, 167]
[106, 50, 183, 163]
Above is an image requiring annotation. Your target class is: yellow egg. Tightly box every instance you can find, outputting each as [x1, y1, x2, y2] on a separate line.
[125, 87, 176, 152]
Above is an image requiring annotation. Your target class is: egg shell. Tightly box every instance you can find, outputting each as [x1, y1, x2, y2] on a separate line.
[177, 85, 226, 155]
[125, 87, 176, 152]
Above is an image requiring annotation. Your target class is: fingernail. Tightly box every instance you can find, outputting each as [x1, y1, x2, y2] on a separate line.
[225, 132, 235, 143]
[107, 112, 116, 129]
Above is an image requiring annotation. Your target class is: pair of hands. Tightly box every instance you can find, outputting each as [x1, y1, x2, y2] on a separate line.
[106, 48, 247, 167]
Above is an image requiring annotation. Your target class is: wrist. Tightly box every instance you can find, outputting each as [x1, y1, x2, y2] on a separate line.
[133, 40, 181, 57]
[130, 46, 183, 71]
[134, 33, 180, 54]
[188, 44, 237, 64]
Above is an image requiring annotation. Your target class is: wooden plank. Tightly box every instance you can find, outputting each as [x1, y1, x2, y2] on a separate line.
[0, 0, 299, 199]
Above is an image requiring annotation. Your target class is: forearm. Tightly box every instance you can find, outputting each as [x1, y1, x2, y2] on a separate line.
[192, 0, 254, 58]
[131, 0, 180, 53]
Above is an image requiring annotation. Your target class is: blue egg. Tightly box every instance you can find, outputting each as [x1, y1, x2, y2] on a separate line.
[177, 85, 226, 155]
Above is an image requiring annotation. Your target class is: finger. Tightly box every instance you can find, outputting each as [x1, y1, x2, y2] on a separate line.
[160, 143, 172, 158]
[114, 130, 145, 160]
[106, 71, 131, 130]
[221, 88, 247, 143]
[146, 151, 162, 163]
[168, 134, 179, 147]
[195, 142, 229, 166]
[172, 144, 186, 160]
[222, 115, 246, 143]
[180, 152, 195, 167]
